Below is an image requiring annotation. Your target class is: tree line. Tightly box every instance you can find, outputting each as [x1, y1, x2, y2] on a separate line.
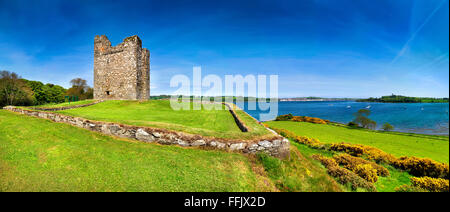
[0, 70, 93, 107]
[357, 94, 448, 103]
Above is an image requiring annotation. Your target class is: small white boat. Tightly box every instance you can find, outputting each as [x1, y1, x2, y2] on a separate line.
[366, 105, 371, 109]
[346, 106, 351, 108]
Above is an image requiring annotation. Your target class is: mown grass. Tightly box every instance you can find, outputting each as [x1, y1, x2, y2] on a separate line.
[0, 110, 276, 192]
[266, 121, 449, 163]
[53, 100, 273, 140]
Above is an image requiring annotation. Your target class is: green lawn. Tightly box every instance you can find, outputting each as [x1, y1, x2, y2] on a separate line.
[0, 110, 276, 192]
[53, 100, 273, 140]
[265, 121, 449, 163]
[28, 99, 97, 108]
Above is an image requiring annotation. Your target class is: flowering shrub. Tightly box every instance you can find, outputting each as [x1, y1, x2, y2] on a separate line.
[393, 157, 449, 179]
[275, 114, 329, 124]
[311, 154, 376, 191]
[410, 177, 449, 192]
[326, 165, 376, 191]
[311, 154, 338, 168]
[330, 143, 449, 179]
[333, 153, 390, 177]
[274, 128, 324, 149]
[330, 143, 396, 164]
[353, 164, 378, 183]
[291, 116, 329, 124]
[270, 127, 449, 181]
[330, 143, 365, 157]
[275, 114, 293, 121]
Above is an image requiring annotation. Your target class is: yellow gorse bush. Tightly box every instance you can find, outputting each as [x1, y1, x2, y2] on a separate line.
[270, 126, 449, 183]
[329, 143, 449, 179]
[274, 114, 330, 124]
[330, 143, 397, 163]
[291, 116, 329, 124]
[333, 153, 390, 177]
[393, 157, 449, 179]
[311, 154, 376, 191]
[274, 128, 324, 149]
[353, 164, 378, 183]
[411, 176, 449, 192]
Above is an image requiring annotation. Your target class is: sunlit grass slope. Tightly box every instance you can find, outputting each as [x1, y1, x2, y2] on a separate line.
[266, 121, 449, 163]
[0, 110, 276, 192]
[54, 100, 272, 140]
[30, 99, 97, 108]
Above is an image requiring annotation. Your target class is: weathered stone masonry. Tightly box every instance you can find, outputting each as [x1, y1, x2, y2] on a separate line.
[3, 106, 290, 158]
[94, 35, 150, 100]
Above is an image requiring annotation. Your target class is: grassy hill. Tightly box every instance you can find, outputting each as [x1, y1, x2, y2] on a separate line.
[4, 100, 447, 192]
[0, 109, 344, 192]
[52, 100, 273, 140]
[265, 121, 449, 163]
[0, 110, 277, 191]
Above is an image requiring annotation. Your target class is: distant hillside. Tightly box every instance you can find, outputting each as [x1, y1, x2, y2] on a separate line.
[357, 95, 449, 103]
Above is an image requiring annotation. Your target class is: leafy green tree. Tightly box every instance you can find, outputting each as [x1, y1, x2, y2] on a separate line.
[382, 123, 394, 131]
[66, 78, 93, 100]
[0, 71, 34, 106]
[24, 80, 66, 105]
[353, 109, 377, 129]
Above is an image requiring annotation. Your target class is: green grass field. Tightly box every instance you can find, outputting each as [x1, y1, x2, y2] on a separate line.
[0, 109, 348, 192]
[0, 110, 277, 192]
[52, 100, 272, 140]
[266, 121, 449, 163]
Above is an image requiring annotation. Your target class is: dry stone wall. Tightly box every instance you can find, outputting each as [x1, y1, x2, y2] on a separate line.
[3, 106, 290, 158]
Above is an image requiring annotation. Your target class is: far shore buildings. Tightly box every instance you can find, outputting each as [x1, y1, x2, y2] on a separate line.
[93, 35, 150, 100]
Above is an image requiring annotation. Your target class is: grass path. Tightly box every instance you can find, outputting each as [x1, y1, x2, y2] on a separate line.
[266, 121, 449, 163]
[0, 110, 276, 192]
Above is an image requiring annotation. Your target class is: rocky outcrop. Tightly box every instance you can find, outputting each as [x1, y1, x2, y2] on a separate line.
[3, 106, 290, 158]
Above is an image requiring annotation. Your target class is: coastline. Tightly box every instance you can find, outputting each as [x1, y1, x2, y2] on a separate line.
[242, 101, 449, 136]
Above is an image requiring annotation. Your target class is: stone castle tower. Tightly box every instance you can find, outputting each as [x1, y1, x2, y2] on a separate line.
[94, 35, 150, 100]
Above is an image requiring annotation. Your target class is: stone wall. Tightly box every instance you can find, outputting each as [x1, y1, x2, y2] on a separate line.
[94, 35, 150, 100]
[223, 103, 249, 132]
[3, 106, 290, 158]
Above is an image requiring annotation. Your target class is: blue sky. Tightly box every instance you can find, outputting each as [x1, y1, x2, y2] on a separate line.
[0, 0, 448, 98]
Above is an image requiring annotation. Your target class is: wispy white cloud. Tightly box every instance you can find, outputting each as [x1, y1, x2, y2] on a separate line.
[390, 0, 448, 65]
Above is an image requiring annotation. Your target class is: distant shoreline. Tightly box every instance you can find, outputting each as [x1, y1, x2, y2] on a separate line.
[357, 95, 449, 103]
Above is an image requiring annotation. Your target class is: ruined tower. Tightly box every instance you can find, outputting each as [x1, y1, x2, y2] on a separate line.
[94, 35, 150, 100]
